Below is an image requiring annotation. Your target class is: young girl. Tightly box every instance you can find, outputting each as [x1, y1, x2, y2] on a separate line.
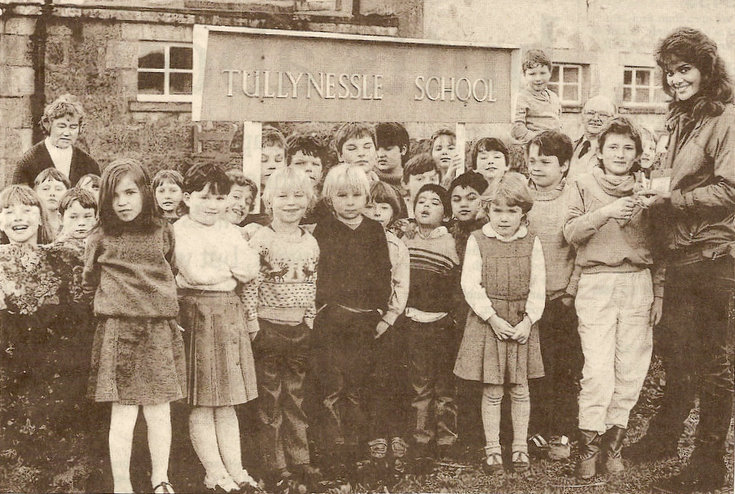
[83, 158, 185, 494]
[563, 117, 660, 479]
[77, 173, 101, 202]
[34, 167, 71, 239]
[173, 163, 261, 493]
[470, 137, 509, 202]
[454, 172, 546, 475]
[0, 185, 53, 246]
[153, 169, 185, 223]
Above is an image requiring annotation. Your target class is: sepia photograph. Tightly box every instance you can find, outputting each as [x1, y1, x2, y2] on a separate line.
[0, 1, 733, 493]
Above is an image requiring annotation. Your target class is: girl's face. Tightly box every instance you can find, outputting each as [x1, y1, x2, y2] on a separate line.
[330, 188, 367, 222]
[290, 151, 324, 185]
[341, 136, 377, 173]
[0, 203, 41, 245]
[451, 185, 482, 222]
[47, 115, 80, 149]
[414, 190, 445, 228]
[271, 187, 309, 226]
[61, 200, 96, 239]
[155, 180, 183, 214]
[431, 135, 457, 175]
[488, 202, 524, 238]
[476, 150, 508, 183]
[79, 178, 100, 201]
[640, 135, 656, 170]
[599, 133, 638, 177]
[377, 145, 405, 174]
[225, 185, 254, 225]
[666, 61, 702, 101]
[113, 174, 143, 222]
[35, 179, 67, 212]
[261, 145, 286, 189]
[184, 183, 227, 226]
[364, 201, 394, 228]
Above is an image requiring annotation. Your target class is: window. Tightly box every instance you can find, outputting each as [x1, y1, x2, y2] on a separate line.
[622, 67, 666, 105]
[137, 42, 193, 102]
[549, 64, 583, 105]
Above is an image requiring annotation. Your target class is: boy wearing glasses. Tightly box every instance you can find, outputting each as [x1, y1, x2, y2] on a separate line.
[567, 96, 616, 182]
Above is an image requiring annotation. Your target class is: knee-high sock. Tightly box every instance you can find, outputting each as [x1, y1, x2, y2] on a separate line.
[109, 403, 139, 493]
[214, 406, 248, 482]
[481, 385, 504, 455]
[143, 403, 172, 488]
[509, 384, 530, 454]
[190, 407, 229, 483]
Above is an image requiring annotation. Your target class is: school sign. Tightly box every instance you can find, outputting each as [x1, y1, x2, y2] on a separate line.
[192, 26, 520, 123]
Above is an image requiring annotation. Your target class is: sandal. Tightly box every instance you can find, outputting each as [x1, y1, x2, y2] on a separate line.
[153, 481, 175, 494]
[511, 451, 530, 473]
[482, 452, 504, 475]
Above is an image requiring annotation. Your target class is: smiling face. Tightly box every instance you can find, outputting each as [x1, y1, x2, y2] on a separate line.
[155, 180, 183, 214]
[61, 200, 96, 239]
[527, 143, 567, 191]
[524, 64, 552, 92]
[290, 151, 324, 185]
[0, 203, 41, 245]
[450, 185, 482, 222]
[261, 145, 286, 190]
[47, 114, 80, 149]
[666, 60, 702, 102]
[35, 179, 68, 212]
[431, 134, 457, 176]
[330, 188, 367, 223]
[599, 133, 638, 177]
[224, 184, 254, 225]
[113, 174, 143, 222]
[488, 202, 524, 238]
[414, 190, 445, 228]
[340, 135, 377, 173]
[271, 187, 309, 226]
[476, 150, 508, 183]
[582, 98, 615, 137]
[184, 183, 227, 226]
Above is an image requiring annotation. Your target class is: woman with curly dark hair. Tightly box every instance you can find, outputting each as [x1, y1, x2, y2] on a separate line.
[624, 27, 735, 493]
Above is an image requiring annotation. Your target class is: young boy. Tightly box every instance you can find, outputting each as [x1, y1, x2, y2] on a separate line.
[525, 130, 581, 460]
[334, 122, 379, 181]
[34, 167, 71, 239]
[375, 123, 410, 187]
[401, 153, 440, 220]
[286, 133, 328, 188]
[312, 164, 392, 477]
[56, 187, 97, 247]
[363, 181, 411, 474]
[244, 166, 321, 491]
[224, 169, 257, 226]
[261, 126, 287, 192]
[510, 49, 562, 145]
[448, 171, 488, 262]
[401, 183, 460, 469]
[471, 138, 510, 202]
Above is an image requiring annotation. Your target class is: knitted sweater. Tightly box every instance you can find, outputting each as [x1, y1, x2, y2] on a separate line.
[384, 230, 410, 326]
[511, 87, 562, 144]
[245, 225, 319, 328]
[83, 221, 178, 318]
[528, 181, 577, 298]
[404, 226, 460, 314]
[13, 141, 100, 188]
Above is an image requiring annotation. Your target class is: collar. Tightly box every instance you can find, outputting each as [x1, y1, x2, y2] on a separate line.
[417, 225, 449, 239]
[481, 223, 528, 242]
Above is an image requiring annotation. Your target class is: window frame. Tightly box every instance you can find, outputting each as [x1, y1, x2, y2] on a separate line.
[621, 66, 667, 108]
[136, 41, 194, 103]
[295, 0, 350, 15]
[548, 63, 584, 106]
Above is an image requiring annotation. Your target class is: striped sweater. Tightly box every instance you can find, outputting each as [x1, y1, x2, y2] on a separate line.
[404, 226, 460, 314]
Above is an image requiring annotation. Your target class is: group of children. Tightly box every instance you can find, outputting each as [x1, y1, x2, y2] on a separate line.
[0, 47, 665, 494]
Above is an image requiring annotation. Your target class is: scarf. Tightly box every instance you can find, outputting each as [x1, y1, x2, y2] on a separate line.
[592, 165, 635, 197]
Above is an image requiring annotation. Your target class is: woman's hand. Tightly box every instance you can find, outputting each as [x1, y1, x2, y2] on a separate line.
[511, 315, 532, 344]
[650, 296, 664, 326]
[488, 314, 514, 340]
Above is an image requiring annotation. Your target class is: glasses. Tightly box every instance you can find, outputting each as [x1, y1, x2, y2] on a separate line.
[584, 111, 613, 120]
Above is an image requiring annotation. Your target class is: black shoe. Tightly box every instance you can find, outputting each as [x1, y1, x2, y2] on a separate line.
[624, 433, 679, 464]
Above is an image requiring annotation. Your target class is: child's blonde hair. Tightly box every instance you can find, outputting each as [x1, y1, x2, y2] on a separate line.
[322, 164, 370, 203]
[262, 166, 316, 215]
[0, 185, 54, 244]
[490, 172, 534, 214]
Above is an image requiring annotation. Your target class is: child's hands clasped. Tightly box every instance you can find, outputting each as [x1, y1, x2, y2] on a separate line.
[488, 314, 514, 341]
[603, 196, 637, 221]
[511, 315, 532, 344]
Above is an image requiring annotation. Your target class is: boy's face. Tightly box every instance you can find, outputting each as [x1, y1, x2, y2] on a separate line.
[377, 145, 405, 174]
[35, 179, 67, 212]
[528, 143, 568, 191]
[340, 135, 377, 173]
[290, 151, 324, 185]
[431, 135, 457, 175]
[405, 170, 440, 201]
[155, 180, 183, 214]
[330, 188, 367, 223]
[225, 184, 254, 225]
[598, 133, 638, 177]
[488, 202, 524, 238]
[451, 185, 482, 222]
[640, 135, 656, 170]
[414, 190, 445, 228]
[61, 200, 96, 239]
[271, 187, 309, 226]
[47, 115, 80, 149]
[184, 183, 227, 226]
[79, 178, 100, 202]
[0, 204, 41, 245]
[364, 201, 394, 228]
[261, 144, 286, 189]
[524, 64, 552, 92]
[476, 150, 508, 183]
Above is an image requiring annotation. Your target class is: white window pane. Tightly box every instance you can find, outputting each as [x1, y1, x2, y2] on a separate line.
[635, 88, 650, 103]
[563, 85, 578, 101]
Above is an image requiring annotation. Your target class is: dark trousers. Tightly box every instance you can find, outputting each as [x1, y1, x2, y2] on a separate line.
[313, 306, 381, 452]
[649, 256, 734, 463]
[528, 297, 582, 438]
[403, 315, 458, 448]
[253, 319, 311, 474]
[370, 325, 407, 440]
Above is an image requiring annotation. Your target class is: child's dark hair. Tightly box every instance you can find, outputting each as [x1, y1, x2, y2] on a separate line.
[597, 116, 644, 160]
[526, 130, 574, 176]
[522, 49, 552, 72]
[491, 172, 534, 214]
[376, 122, 410, 164]
[152, 169, 184, 191]
[430, 128, 456, 148]
[225, 169, 258, 199]
[471, 137, 509, 170]
[77, 173, 100, 189]
[98, 158, 159, 234]
[262, 126, 286, 149]
[449, 170, 489, 196]
[183, 162, 231, 196]
[402, 153, 440, 184]
[59, 187, 97, 216]
[34, 167, 71, 189]
[286, 133, 330, 167]
[414, 183, 450, 217]
[655, 27, 733, 119]
[0, 185, 53, 244]
[334, 122, 376, 155]
[369, 180, 405, 224]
